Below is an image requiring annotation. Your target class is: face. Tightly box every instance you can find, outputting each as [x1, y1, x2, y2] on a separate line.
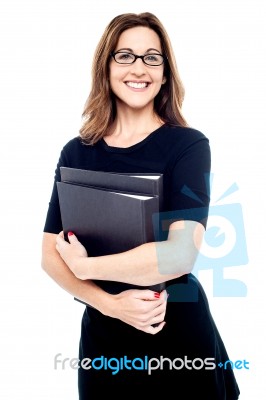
[109, 26, 165, 112]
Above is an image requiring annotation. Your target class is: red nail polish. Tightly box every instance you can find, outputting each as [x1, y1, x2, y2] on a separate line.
[68, 231, 74, 236]
[154, 292, 160, 298]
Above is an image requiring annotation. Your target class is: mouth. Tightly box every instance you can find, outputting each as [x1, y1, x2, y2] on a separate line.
[125, 81, 150, 89]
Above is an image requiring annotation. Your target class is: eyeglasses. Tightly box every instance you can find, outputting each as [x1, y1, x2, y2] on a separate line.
[111, 51, 165, 66]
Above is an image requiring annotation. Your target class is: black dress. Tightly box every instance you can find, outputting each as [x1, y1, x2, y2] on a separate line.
[43, 124, 240, 399]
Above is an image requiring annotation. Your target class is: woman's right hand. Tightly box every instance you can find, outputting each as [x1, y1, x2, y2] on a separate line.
[104, 289, 168, 334]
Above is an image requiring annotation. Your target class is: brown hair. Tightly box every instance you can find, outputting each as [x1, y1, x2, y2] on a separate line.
[80, 12, 189, 144]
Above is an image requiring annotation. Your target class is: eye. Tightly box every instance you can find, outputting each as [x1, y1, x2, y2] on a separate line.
[116, 52, 134, 61]
[145, 54, 161, 62]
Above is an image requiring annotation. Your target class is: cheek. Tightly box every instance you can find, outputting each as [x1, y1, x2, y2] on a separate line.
[109, 69, 123, 90]
[109, 79, 120, 98]
[151, 69, 164, 84]
[109, 73, 117, 93]
[159, 71, 165, 83]
[108, 65, 116, 89]
[154, 73, 165, 90]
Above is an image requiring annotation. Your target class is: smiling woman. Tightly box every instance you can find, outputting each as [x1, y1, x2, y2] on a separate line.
[41, 12, 240, 399]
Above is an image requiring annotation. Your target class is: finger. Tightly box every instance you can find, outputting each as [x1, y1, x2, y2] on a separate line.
[55, 239, 65, 254]
[134, 289, 164, 301]
[142, 305, 165, 320]
[161, 289, 169, 301]
[145, 321, 166, 335]
[56, 233, 65, 245]
[67, 231, 79, 243]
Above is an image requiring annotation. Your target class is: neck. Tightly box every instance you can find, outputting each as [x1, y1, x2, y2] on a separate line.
[105, 105, 162, 147]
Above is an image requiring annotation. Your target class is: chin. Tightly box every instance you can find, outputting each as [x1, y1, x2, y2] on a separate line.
[123, 99, 154, 110]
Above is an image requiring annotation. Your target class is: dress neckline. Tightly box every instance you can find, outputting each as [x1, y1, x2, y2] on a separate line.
[99, 124, 166, 153]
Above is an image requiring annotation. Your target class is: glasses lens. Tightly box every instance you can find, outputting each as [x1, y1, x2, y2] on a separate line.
[144, 54, 164, 66]
[114, 52, 135, 64]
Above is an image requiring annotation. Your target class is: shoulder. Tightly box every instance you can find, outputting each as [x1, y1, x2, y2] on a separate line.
[62, 136, 84, 152]
[61, 136, 92, 157]
[161, 124, 209, 144]
[58, 136, 96, 168]
[154, 124, 210, 156]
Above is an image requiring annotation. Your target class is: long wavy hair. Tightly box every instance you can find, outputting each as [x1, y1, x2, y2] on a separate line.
[80, 12, 189, 144]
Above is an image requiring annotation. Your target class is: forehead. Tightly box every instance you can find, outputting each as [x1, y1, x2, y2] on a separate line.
[116, 26, 162, 52]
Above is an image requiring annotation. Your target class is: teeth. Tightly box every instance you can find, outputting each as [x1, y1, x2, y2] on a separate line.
[126, 82, 148, 89]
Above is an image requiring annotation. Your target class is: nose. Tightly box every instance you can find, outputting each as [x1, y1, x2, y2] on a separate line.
[129, 58, 146, 75]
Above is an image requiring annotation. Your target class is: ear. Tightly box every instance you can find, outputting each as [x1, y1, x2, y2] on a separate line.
[162, 76, 167, 84]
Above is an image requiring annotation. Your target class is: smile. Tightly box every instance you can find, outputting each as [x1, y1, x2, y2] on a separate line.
[125, 82, 149, 89]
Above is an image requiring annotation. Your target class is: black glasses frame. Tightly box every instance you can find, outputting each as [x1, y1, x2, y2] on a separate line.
[111, 51, 165, 66]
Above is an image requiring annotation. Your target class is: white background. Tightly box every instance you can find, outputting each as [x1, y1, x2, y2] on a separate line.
[0, 0, 265, 398]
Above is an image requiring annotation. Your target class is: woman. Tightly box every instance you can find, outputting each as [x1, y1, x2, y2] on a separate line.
[42, 12, 240, 399]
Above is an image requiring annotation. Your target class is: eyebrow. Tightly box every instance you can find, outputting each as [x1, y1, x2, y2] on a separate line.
[116, 47, 162, 54]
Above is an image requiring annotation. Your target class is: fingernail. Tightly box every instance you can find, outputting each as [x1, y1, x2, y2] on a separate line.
[68, 231, 74, 236]
[154, 292, 160, 298]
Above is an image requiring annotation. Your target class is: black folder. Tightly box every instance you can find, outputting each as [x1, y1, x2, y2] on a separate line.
[60, 167, 164, 209]
[57, 167, 165, 299]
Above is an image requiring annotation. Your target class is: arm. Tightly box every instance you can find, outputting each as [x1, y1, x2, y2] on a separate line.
[55, 219, 205, 285]
[42, 232, 167, 334]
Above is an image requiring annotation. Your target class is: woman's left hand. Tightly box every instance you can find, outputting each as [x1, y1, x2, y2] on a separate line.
[56, 231, 89, 278]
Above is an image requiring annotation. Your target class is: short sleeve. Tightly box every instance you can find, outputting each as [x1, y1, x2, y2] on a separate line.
[157, 134, 211, 238]
[43, 147, 68, 234]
